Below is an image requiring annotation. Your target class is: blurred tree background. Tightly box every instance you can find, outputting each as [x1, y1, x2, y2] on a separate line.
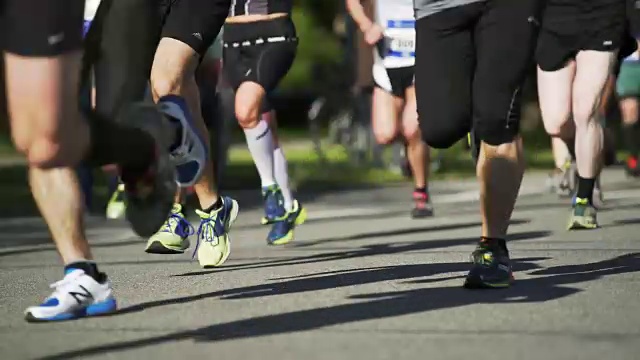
[279, 0, 344, 91]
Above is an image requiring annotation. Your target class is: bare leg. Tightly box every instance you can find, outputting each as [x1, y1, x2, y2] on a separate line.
[29, 168, 91, 263]
[401, 86, 428, 189]
[478, 138, 525, 238]
[572, 51, 614, 183]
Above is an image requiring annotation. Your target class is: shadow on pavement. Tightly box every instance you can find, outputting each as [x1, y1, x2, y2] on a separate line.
[290, 219, 530, 249]
[172, 229, 549, 277]
[37, 252, 640, 360]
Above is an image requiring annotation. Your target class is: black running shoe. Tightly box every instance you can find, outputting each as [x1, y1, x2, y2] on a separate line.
[464, 239, 513, 289]
[119, 103, 177, 238]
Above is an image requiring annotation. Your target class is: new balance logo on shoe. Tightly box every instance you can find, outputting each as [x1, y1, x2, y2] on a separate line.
[69, 285, 93, 305]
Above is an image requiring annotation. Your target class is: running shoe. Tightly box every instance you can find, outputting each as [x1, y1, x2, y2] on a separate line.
[592, 176, 605, 209]
[261, 185, 285, 225]
[547, 160, 576, 197]
[194, 196, 239, 268]
[145, 203, 193, 254]
[267, 199, 307, 245]
[119, 103, 177, 238]
[625, 155, 640, 177]
[464, 239, 513, 289]
[24, 269, 117, 322]
[105, 183, 126, 220]
[157, 95, 208, 187]
[411, 190, 434, 218]
[567, 197, 598, 230]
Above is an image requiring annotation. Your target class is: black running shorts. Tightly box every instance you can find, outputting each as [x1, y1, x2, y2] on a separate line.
[0, 0, 84, 56]
[159, 0, 231, 57]
[222, 17, 298, 94]
[414, 0, 543, 149]
[536, 0, 627, 72]
[374, 66, 415, 98]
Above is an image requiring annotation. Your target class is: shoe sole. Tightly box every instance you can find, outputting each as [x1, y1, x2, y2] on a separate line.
[121, 104, 177, 238]
[567, 221, 598, 230]
[200, 198, 239, 268]
[463, 274, 514, 289]
[411, 209, 434, 219]
[145, 239, 190, 254]
[267, 207, 308, 246]
[24, 298, 117, 323]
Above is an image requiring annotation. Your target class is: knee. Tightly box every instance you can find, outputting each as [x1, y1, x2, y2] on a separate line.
[402, 118, 421, 142]
[150, 69, 183, 101]
[11, 112, 84, 169]
[572, 100, 597, 127]
[14, 131, 73, 169]
[543, 117, 573, 138]
[373, 125, 397, 145]
[419, 110, 469, 149]
[234, 97, 261, 129]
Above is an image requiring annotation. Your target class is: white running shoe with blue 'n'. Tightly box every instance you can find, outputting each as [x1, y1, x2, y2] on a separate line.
[157, 95, 208, 188]
[24, 269, 117, 322]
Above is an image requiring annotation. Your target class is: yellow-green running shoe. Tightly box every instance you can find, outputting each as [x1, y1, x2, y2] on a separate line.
[194, 196, 239, 268]
[567, 197, 598, 230]
[267, 199, 307, 245]
[106, 183, 126, 220]
[145, 204, 192, 254]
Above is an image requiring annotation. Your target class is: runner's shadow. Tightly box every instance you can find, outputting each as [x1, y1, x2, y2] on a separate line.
[173, 229, 548, 277]
[38, 253, 640, 360]
[111, 256, 547, 317]
[290, 219, 529, 248]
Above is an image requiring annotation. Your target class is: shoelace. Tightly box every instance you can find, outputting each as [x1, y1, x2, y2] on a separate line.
[162, 212, 195, 238]
[49, 271, 84, 290]
[191, 211, 222, 259]
[263, 188, 284, 219]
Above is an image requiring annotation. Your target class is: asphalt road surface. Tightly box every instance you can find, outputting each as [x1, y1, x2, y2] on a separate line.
[1, 169, 639, 360]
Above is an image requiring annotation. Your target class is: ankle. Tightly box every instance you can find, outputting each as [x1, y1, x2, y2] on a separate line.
[203, 197, 223, 213]
[64, 261, 105, 282]
[480, 237, 508, 253]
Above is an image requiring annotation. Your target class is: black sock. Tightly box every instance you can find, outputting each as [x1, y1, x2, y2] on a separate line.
[480, 237, 508, 254]
[623, 123, 640, 158]
[576, 175, 596, 203]
[414, 187, 427, 194]
[203, 197, 223, 213]
[64, 261, 105, 283]
[84, 110, 156, 173]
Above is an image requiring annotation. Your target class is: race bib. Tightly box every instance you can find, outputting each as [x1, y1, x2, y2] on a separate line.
[386, 35, 415, 59]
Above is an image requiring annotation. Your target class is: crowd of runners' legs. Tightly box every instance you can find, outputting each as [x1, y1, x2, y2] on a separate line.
[4, 0, 640, 325]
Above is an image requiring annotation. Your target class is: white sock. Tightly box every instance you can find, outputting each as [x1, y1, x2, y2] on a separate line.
[274, 146, 294, 212]
[243, 120, 276, 187]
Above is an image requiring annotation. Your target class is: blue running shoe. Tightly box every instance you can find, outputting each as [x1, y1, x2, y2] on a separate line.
[261, 185, 285, 225]
[25, 269, 117, 322]
[194, 196, 239, 268]
[158, 95, 208, 188]
[267, 199, 307, 245]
